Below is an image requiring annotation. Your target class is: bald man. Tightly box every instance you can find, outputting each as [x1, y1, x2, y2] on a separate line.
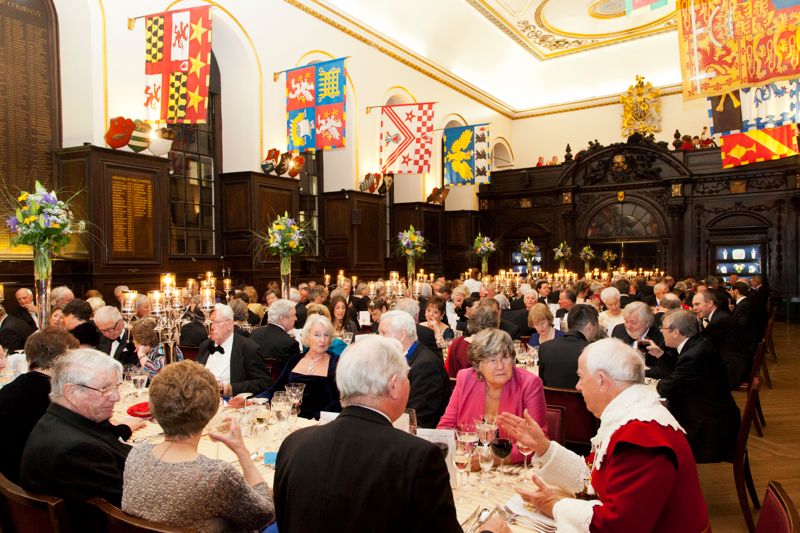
[13, 288, 39, 330]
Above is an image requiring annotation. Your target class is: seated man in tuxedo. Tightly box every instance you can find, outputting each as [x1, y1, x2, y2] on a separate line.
[0, 304, 35, 352]
[693, 291, 750, 388]
[197, 303, 271, 397]
[378, 310, 450, 429]
[657, 310, 740, 463]
[535, 280, 552, 305]
[21, 349, 143, 525]
[612, 301, 676, 378]
[13, 287, 39, 330]
[485, 298, 523, 338]
[94, 306, 138, 366]
[555, 289, 577, 319]
[62, 299, 101, 348]
[250, 298, 300, 375]
[275, 335, 459, 532]
[614, 279, 636, 308]
[538, 304, 599, 389]
[393, 298, 439, 353]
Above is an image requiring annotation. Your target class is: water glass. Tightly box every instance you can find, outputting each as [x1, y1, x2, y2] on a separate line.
[478, 445, 494, 496]
[131, 370, 148, 400]
[341, 331, 354, 345]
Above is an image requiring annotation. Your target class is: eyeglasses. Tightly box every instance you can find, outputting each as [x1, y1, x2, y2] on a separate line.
[73, 382, 122, 397]
[482, 354, 514, 367]
[99, 319, 122, 334]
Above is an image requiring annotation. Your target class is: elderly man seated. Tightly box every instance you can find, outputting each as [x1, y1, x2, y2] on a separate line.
[611, 301, 676, 378]
[275, 335, 460, 532]
[499, 338, 709, 532]
[94, 306, 138, 365]
[20, 349, 144, 523]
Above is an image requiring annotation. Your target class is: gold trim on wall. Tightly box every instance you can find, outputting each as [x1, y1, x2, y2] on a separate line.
[99, 0, 109, 130]
[165, 0, 264, 157]
[384, 85, 417, 102]
[536, 0, 674, 39]
[440, 113, 468, 128]
[494, 135, 515, 161]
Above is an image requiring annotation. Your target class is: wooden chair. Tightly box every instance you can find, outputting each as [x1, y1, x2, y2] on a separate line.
[737, 342, 767, 437]
[545, 405, 566, 445]
[756, 481, 800, 533]
[0, 473, 70, 533]
[543, 386, 599, 455]
[177, 345, 199, 361]
[264, 358, 283, 382]
[764, 306, 778, 363]
[732, 377, 763, 533]
[760, 317, 775, 387]
[88, 497, 195, 532]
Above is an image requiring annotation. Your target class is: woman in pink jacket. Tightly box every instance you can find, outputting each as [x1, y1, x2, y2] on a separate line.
[438, 327, 547, 464]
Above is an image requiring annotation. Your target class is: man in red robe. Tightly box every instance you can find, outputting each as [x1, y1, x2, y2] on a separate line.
[499, 338, 709, 532]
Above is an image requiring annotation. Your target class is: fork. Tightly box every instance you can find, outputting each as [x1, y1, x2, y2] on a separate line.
[501, 505, 554, 531]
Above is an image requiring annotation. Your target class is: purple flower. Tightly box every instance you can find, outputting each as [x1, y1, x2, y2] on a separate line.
[42, 191, 58, 204]
[6, 216, 18, 231]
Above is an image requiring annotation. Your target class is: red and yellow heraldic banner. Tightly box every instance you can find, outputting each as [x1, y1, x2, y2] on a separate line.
[678, 0, 800, 99]
[720, 124, 799, 168]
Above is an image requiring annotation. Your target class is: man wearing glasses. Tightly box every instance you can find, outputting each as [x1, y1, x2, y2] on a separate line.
[95, 306, 138, 365]
[20, 349, 143, 525]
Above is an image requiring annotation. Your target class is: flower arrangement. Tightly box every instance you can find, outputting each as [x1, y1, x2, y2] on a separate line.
[473, 233, 496, 275]
[579, 245, 595, 262]
[398, 225, 426, 282]
[553, 242, 572, 261]
[602, 249, 618, 269]
[256, 211, 310, 298]
[519, 238, 538, 260]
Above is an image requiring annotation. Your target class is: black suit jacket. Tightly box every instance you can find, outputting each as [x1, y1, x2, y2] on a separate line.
[732, 297, 758, 351]
[416, 323, 439, 353]
[611, 323, 677, 378]
[250, 323, 301, 371]
[502, 308, 532, 338]
[657, 335, 740, 463]
[68, 321, 100, 348]
[20, 403, 132, 524]
[11, 305, 37, 331]
[510, 297, 525, 310]
[179, 317, 209, 347]
[294, 301, 308, 329]
[197, 333, 272, 395]
[702, 308, 750, 388]
[96, 330, 138, 366]
[0, 371, 50, 483]
[407, 342, 450, 429]
[538, 330, 588, 389]
[0, 314, 35, 352]
[275, 406, 459, 533]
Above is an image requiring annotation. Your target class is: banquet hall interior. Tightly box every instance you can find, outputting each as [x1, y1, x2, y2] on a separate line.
[1, 0, 800, 531]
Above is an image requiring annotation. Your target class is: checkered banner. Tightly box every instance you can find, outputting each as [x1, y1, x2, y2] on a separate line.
[143, 6, 211, 124]
[378, 103, 435, 174]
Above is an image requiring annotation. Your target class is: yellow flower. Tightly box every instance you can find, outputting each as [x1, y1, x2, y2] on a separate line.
[18, 192, 28, 202]
[274, 224, 285, 230]
[290, 225, 298, 230]
[410, 235, 417, 242]
[51, 223, 60, 229]
[24, 216, 37, 224]
[406, 249, 412, 256]
[289, 240, 297, 249]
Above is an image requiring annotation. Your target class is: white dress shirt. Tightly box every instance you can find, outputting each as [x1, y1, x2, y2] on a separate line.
[205, 333, 235, 384]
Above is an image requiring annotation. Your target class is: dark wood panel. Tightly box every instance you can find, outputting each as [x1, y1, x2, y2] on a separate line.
[223, 182, 248, 230]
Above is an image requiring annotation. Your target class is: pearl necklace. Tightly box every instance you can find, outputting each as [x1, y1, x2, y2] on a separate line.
[306, 352, 326, 374]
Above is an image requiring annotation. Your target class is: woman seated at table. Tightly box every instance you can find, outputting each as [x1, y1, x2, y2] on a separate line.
[131, 318, 183, 378]
[329, 295, 358, 337]
[304, 304, 347, 357]
[438, 327, 547, 464]
[598, 286, 624, 336]
[455, 296, 480, 333]
[0, 328, 78, 484]
[446, 307, 499, 378]
[122, 361, 274, 532]
[229, 298, 252, 336]
[527, 303, 564, 348]
[259, 314, 341, 419]
[422, 296, 454, 347]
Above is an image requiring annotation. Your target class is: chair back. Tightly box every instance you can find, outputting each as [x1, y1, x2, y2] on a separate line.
[178, 345, 199, 361]
[756, 481, 800, 533]
[87, 497, 195, 532]
[543, 386, 599, 453]
[545, 405, 566, 445]
[745, 342, 766, 389]
[0, 473, 70, 533]
[736, 377, 761, 460]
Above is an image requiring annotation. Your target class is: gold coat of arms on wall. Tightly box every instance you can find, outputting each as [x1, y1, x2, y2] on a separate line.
[620, 75, 662, 137]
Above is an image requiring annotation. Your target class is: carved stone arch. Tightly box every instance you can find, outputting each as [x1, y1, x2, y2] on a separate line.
[579, 193, 669, 240]
[706, 211, 771, 231]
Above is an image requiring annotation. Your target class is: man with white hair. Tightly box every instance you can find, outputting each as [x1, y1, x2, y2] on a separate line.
[197, 303, 271, 396]
[611, 301, 676, 378]
[113, 285, 129, 307]
[13, 287, 39, 330]
[94, 306, 138, 365]
[378, 310, 450, 428]
[50, 285, 75, 310]
[393, 297, 438, 353]
[21, 349, 144, 521]
[251, 299, 300, 374]
[499, 338, 708, 532]
[275, 335, 460, 532]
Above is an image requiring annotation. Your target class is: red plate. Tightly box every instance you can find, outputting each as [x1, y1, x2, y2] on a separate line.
[127, 401, 151, 418]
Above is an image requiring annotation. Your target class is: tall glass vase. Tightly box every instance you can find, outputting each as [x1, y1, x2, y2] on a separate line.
[280, 255, 292, 299]
[584, 261, 591, 276]
[407, 256, 415, 288]
[33, 243, 52, 331]
[526, 258, 533, 281]
[559, 259, 565, 270]
[481, 256, 489, 276]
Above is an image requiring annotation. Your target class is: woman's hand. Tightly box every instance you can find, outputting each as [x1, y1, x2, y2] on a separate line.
[516, 474, 560, 518]
[209, 416, 247, 455]
[117, 416, 147, 432]
[497, 409, 550, 456]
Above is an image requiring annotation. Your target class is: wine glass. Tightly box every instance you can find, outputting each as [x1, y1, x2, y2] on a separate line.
[475, 415, 497, 449]
[272, 392, 291, 438]
[491, 427, 513, 486]
[455, 422, 478, 486]
[284, 383, 305, 410]
[451, 441, 471, 502]
[517, 436, 533, 483]
[478, 444, 494, 496]
[341, 331, 354, 345]
[131, 370, 148, 400]
[234, 393, 253, 436]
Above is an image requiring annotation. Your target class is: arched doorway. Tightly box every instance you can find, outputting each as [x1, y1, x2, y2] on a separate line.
[581, 196, 667, 270]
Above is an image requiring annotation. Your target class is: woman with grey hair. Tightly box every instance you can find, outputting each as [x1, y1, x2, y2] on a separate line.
[437, 328, 547, 464]
[445, 307, 500, 378]
[228, 298, 251, 336]
[257, 314, 340, 419]
[598, 286, 624, 336]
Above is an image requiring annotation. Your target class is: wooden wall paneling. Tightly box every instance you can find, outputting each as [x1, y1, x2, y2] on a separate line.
[322, 191, 386, 276]
[394, 202, 444, 274]
[442, 210, 479, 277]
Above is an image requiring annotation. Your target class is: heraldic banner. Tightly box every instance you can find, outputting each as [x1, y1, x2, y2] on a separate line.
[720, 124, 799, 168]
[144, 6, 212, 124]
[678, 0, 800, 99]
[286, 58, 346, 151]
[378, 103, 435, 174]
[443, 124, 490, 187]
[708, 80, 800, 136]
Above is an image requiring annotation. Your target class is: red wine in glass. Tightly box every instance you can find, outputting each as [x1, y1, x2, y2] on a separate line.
[491, 437, 513, 459]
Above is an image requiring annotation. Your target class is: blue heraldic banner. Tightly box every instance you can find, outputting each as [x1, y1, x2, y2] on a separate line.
[443, 124, 490, 187]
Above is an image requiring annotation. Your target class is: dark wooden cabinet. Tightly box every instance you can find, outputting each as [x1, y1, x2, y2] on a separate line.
[323, 191, 385, 277]
[393, 202, 444, 275]
[442, 210, 480, 276]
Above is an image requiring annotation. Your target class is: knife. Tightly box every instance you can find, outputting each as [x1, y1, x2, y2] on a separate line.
[460, 506, 480, 530]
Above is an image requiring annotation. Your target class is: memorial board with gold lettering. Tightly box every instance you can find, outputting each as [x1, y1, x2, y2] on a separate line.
[108, 174, 157, 262]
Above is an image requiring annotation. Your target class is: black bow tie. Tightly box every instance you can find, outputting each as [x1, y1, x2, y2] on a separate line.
[209, 343, 225, 355]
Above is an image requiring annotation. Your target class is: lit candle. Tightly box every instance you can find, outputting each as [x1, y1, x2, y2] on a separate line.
[223, 278, 232, 291]
[413, 281, 421, 297]
[122, 290, 138, 313]
[351, 275, 357, 288]
[186, 278, 196, 292]
[0, 283, 4, 302]
[205, 271, 214, 281]
[200, 287, 215, 310]
[209, 277, 217, 289]
[368, 281, 376, 298]
[148, 290, 163, 314]
[324, 274, 331, 286]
